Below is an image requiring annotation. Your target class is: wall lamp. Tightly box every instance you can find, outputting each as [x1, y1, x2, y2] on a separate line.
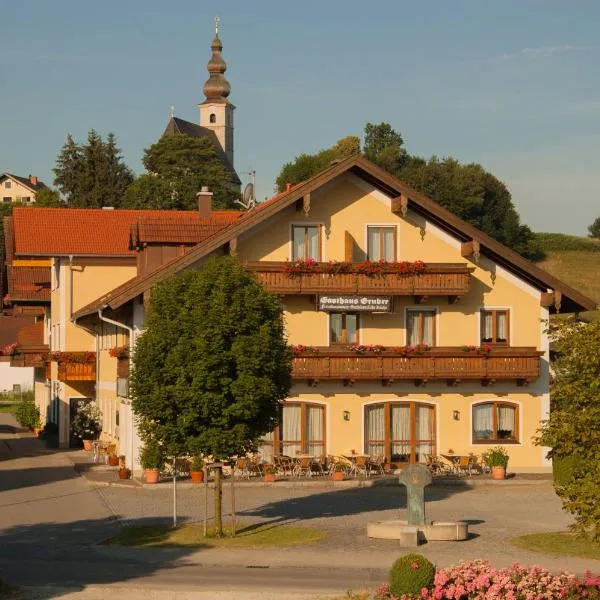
[343, 410, 351, 421]
[452, 410, 460, 421]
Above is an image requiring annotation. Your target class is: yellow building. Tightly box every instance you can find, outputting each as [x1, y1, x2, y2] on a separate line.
[0, 173, 47, 204]
[73, 155, 596, 474]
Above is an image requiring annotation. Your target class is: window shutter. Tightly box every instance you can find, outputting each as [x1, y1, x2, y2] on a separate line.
[344, 231, 354, 262]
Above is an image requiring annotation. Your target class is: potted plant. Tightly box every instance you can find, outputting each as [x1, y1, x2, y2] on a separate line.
[15, 397, 41, 434]
[140, 440, 164, 484]
[107, 454, 119, 467]
[71, 402, 102, 451]
[118, 467, 131, 480]
[331, 463, 347, 481]
[190, 455, 205, 483]
[263, 466, 277, 482]
[482, 446, 509, 480]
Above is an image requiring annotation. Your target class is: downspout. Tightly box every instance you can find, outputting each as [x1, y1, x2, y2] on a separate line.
[98, 307, 135, 473]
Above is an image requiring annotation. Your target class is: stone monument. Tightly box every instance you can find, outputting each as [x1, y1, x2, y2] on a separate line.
[366, 463, 469, 546]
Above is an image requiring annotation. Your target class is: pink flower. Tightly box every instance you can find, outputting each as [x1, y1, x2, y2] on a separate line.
[411, 561, 420, 570]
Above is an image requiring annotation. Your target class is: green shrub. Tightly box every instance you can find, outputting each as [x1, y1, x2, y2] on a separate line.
[553, 455, 581, 487]
[535, 232, 600, 253]
[15, 398, 40, 430]
[140, 439, 164, 470]
[481, 446, 509, 468]
[389, 553, 435, 597]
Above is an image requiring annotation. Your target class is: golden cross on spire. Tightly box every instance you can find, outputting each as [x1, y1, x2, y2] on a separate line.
[215, 15, 220, 36]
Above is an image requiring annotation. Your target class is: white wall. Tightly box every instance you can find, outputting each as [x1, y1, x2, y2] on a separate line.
[0, 363, 34, 393]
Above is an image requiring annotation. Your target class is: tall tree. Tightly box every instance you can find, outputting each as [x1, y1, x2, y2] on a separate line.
[123, 134, 237, 210]
[276, 135, 360, 192]
[34, 187, 63, 207]
[53, 130, 134, 207]
[275, 123, 543, 260]
[131, 256, 292, 535]
[536, 320, 600, 541]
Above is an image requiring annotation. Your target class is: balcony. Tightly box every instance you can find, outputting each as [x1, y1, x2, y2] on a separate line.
[54, 352, 96, 382]
[246, 262, 473, 298]
[291, 347, 542, 386]
[9, 348, 48, 368]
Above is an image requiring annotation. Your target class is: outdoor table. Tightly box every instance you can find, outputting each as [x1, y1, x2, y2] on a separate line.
[440, 454, 469, 474]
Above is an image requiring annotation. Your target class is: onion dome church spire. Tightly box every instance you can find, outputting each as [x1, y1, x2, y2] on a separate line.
[199, 16, 235, 170]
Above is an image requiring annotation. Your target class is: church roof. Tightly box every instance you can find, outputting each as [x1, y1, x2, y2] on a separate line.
[162, 117, 241, 186]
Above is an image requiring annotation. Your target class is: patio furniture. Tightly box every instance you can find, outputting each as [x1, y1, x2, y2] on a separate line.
[368, 454, 386, 476]
[233, 457, 251, 479]
[425, 454, 448, 476]
[293, 456, 313, 477]
[346, 454, 370, 478]
[92, 440, 109, 464]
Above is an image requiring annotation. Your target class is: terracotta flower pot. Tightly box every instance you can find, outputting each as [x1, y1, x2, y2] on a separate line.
[190, 470, 205, 483]
[107, 455, 119, 467]
[491, 466, 506, 480]
[264, 473, 277, 482]
[33, 428, 42, 438]
[118, 468, 131, 480]
[82, 439, 93, 452]
[144, 468, 160, 484]
[332, 471, 345, 481]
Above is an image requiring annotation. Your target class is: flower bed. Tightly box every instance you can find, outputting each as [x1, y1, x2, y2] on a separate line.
[368, 559, 600, 600]
[284, 259, 426, 277]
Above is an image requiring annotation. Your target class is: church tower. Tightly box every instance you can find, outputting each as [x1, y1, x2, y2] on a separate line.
[199, 17, 235, 169]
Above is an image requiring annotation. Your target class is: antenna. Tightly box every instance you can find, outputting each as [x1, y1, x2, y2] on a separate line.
[170, 105, 175, 118]
[235, 169, 257, 211]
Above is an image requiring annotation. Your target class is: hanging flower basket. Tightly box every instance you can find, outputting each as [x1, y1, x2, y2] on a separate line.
[109, 345, 129, 359]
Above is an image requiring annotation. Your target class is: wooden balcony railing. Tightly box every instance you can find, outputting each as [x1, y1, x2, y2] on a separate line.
[292, 347, 542, 385]
[245, 262, 474, 297]
[9, 346, 49, 369]
[56, 354, 96, 382]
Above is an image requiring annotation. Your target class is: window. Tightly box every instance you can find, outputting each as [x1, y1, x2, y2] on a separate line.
[472, 402, 518, 443]
[261, 402, 326, 460]
[406, 309, 436, 346]
[367, 226, 396, 261]
[22, 196, 31, 203]
[481, 310, 509, 345]
[3, 197, 10, 203]
[4, 181, 11, 189]
[329, 313, 358, 344]
[365, 402, 435, 465]
[292, 225, 321, 260]
[209, 113, 216, 123]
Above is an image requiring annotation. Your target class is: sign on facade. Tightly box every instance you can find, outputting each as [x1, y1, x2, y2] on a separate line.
[318, 295, 392, 312]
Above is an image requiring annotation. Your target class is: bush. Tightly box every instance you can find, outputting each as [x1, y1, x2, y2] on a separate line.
[388, 553, 435, 598]
[140, 439, 164, 470]
[71, 402, 102, 440]
[15, 398, 41, 430]
[535, 232, 600, 253]
[553, 455, 581, 487]
[481, 446, 509, 468]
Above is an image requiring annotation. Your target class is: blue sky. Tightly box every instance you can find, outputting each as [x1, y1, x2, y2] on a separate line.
[1, 1, 599, 234]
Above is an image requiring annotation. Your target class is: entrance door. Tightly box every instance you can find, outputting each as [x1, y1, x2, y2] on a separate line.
[69, 397, 91, 448]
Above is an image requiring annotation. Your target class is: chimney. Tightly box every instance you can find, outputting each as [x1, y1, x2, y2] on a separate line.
[196, 186, 213, 218]
[30, 175, 38, 186]
[286, 182, 292, 192]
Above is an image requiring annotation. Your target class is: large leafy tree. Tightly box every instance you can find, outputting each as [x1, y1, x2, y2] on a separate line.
[53, 130, 134, 207]
[131, 256, 292, 534]
[536, 320, 600, 541]
[275, 123, 543, 260]
[122, 134, 237, 210]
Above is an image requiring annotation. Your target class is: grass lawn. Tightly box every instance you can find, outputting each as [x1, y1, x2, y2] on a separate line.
[105, 521, 326, 548]
[0, 402, 18, 414]
[511, 532, 600, 560]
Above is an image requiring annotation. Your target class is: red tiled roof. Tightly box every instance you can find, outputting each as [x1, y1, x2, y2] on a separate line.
[6, 266, 50, 302]
[12, 208, 240, 257]
[130, 212, 241, 246]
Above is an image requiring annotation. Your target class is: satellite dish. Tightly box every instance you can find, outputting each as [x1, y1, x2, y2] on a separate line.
[235, 182, 257, 211]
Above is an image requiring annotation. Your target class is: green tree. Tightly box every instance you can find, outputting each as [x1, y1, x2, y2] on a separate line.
[53, 130, 134, 207]
[35, 187, 63, 207]
[588, 216, 600, 239]
[121, 175, 174, 209]
[536, 320, 600, 541]
[363, 122, 407, 173]
[126, 134, 237, 210]
[275, 135, 360, 192]
[131, 256, 292, 535]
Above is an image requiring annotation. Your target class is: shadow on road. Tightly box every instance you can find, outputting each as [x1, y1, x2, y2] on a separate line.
[241, 483, 469, 524]
[0, 516, 204, 599]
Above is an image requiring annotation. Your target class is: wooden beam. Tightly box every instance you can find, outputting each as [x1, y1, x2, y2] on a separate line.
[447, 295, 458, 305]
[414, 295, 429, 304]
[461, 240, 481, 261]
[540, 290, 563, 311]
[446, 378, 460, 387]
[228, 237, 238, 255]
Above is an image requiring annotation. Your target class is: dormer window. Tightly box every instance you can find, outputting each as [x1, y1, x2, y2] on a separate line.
[209, 113, 216, 123]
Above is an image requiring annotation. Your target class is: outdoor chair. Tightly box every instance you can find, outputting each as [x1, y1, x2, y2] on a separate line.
[233, 457, 251, 479]
[349, 455, 370, 478]
[457, 455, 473, 476]
[368, 455, 386, 476]
[293, 456, 313, 477]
